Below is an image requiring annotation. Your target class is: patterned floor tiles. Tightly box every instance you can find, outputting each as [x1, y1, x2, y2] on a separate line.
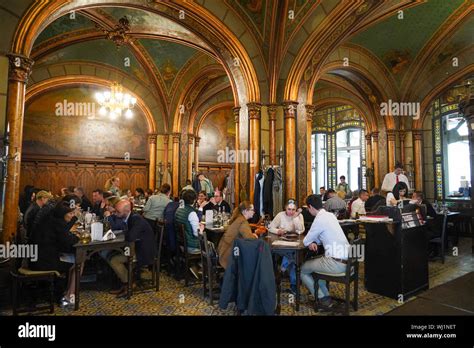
[4, 238, 472, 316]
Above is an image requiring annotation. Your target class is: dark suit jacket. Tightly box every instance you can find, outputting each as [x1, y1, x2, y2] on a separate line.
[263, 168, 274, 215]
[203, 200, 231, 214]
[125, 213, 155, 267]
[30, 214, 79, 272]
[92, 202, 105, 219]
[80, 196, 93, 212]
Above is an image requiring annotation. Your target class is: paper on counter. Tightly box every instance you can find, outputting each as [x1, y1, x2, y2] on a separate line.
[272, 240, 300, 247]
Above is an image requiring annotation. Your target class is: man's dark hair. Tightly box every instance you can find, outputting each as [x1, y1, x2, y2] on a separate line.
[395, 163, 404, 170]
[75, 187, 85, 195]
[182, 189, 197, 205]
[319, 186, 325, 190]
[340, 175, 346, 180]
[160, 183, 171, 194]
[306, 194, 323, 210]
[53, 200, 75, 218]
[61, 194, 82, 205]
[359, 189, 368, 197]
[135, 188, 145, 195]
[327, 188, 335, 194]
[145, 189, 153, 195]
[92, 188, 103, 195]
[371, 187, 380, 195]
[413, 191, 424, 200]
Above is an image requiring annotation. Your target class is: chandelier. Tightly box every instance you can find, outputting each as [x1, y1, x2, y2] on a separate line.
[95, 82, 137, 120]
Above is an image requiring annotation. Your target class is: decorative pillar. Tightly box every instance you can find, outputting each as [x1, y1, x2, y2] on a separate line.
[163, 134, 169, 168]
[2, 54, 34, 243]
[283, 101, 298, 201]
[459, 93, 474, 212]
[248, 102, 261, 202]
[387, 129, 396, 171]
[365, 133, 372, 190]
[399, 130, 406, 166]
[187, 134, 194, 181]
[171, 132, 180, 196]
[267, 104, 277, 165]
[233, 107, 241, 204]
[372, 131, 380, 188]
[412, 129, 423, 191]
[148, 133, 157, 190]
[305, 105, 315, 196]
[194, 136, 200, 174]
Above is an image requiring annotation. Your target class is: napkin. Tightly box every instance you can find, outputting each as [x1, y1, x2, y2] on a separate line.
[91, 222, 103, 241]
[102, 230, 116, 241]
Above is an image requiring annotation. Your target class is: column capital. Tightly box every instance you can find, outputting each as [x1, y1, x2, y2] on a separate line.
[371, 131, 379, 141]
[232, 107, 241, 123]
[247, 102, 262, 119]
[194, 136, 201, 146]
[172, 132, 180, 143]
[365, 133, 372, 142]
[282, 101, 298, 119]
[398, 129, 406, 140]
[412, 129, 423, 140]
[7, 54, 34, 83]
[267, 103, 278, 121]
[147, 133, 158, 144]
[188, 134, 194, 144]
[305, 104, 316, 122]
[386, 129, 397, 141]
[163, 134, 169, 145]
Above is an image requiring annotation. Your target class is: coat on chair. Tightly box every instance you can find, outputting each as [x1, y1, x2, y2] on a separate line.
[219, 238, 276, 315]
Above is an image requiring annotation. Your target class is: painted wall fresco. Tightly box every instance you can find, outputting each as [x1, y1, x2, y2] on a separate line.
[198, 107, 235, 163]
[23, 85, 148, 159]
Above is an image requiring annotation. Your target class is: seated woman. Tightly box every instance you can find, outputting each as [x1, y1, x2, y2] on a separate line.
[386, 182, 408, 207]
[217, 201, 257, 269]
[29, 201, 80, 308]
[268, 199, 304, 294]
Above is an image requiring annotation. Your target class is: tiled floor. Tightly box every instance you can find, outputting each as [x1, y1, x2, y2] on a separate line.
[4, 238, 473, 316]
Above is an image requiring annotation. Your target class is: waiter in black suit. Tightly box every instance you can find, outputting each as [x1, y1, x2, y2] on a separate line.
[108, 199, 155, 298]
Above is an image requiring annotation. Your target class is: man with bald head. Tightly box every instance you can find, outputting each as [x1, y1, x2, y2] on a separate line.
[109, 199, 155, 297]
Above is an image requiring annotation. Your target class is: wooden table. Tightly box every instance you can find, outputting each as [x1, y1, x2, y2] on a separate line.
[73, 234, 135, 310]
[263, 233, 307, 313]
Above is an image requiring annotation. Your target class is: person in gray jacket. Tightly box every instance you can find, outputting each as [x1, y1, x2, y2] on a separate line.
[143, 183, 172, 229]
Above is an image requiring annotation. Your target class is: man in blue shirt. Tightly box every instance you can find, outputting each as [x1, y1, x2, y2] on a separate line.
[301, 194, 350, 309]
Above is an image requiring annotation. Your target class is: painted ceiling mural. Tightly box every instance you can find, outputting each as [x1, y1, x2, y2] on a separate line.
[23, 86, 148, 159]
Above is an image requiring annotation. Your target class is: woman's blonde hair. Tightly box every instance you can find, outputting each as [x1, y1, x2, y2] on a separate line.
[229, 200, 253, 224]
[104, 176, 119, 191]
[337, 191, 346, 200]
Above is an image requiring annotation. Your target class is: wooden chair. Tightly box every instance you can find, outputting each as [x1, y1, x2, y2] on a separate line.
[199, 231, 224, 305]
[10, 257, 60, 315]
[429, 211, 448, 264]
[312, 239, 362, 315]
[176, 224, 201, 286]
[153, 219, 165, 291]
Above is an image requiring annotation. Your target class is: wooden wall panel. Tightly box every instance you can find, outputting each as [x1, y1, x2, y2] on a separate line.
[198, 162, 233, 192]
[20, 155, 148, 198]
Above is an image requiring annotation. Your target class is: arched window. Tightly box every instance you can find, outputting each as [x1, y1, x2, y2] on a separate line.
[310, 105, 366, 193]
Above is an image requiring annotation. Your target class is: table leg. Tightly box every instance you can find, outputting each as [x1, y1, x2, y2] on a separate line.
[127, 255, 132, 300]
[74, 261, 81, 310]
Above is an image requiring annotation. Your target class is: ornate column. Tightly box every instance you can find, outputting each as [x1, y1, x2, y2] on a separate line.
[365, 133, 372, 190]
[372, 131, 380, 188]
[267, 104, 277, 165]
[399, 130, 406, 166]
[148, 133, 157, 190]
[233, 107, 241, 204]
[2, 54, 34, 243]
[248, 102, 261, 202]
[387, 129, 396, 171]
[305, 105, 315, 196]
[187, 134, 194, 181]
[163, 134, 169, 168]
[171, 132, 180, 196]
[194, 136, 200, 174]
[412, 129, 423, 191]
[283, 101, 298, 201]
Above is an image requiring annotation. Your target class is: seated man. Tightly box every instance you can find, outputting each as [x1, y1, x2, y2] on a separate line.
[24, 190, 53, 240]
[323, 189, 347, 213]
[203, 190, 231, 214]
[175, 189, 201, 254]
[364, 187, 385, 212]
[91, 189, 106, 219]
[301, 195, 350, 309]
[350, 189, 369, 218]
[143, 183, 172, 229]
[108, 200, 155, 298]
[74, 187, 93, 212]
[268, 199, 305, 294]
[409, 191, 436, 219]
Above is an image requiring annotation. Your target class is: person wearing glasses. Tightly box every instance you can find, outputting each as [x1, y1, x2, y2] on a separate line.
[203, 190, 231, 213]
[268, 199, 305, 295]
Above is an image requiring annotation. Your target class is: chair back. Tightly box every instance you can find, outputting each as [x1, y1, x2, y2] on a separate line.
[199, 230, 218, 266]
[155, 219, 165, 258]
[176, 223, 188, 253]
[345, 238, 362, 281]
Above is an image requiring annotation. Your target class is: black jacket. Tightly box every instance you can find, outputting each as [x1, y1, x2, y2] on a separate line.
[219, 238, 276, 315]
[92, 202, 105, 219]
[163, 201, 179, 252]
[365, 195, 385, 212]
[263, 168, 274, 215]
[80, 196, 93, 212]
[29, 215, 79, 272]
[125, 213, 155, 267]
[24, 202, 40, 239]
[203, 200, 231, 214]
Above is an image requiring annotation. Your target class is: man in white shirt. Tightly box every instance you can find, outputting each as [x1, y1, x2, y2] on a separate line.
[301, 195, 350, 309]
[350, 189, 369, 218]
[381, 164, 410, 193]
[269, 199, 305, 294]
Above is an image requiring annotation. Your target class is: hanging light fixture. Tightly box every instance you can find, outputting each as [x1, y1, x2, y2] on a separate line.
[95, 82, 137, 120]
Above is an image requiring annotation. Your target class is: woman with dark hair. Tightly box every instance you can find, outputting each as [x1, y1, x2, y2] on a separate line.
[134, 187, 145, 201]
[217, 201, 257, 269]
[386, 182, 408, 207]
[19, 185, 35, 214]
[29, 201, 81, 308]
